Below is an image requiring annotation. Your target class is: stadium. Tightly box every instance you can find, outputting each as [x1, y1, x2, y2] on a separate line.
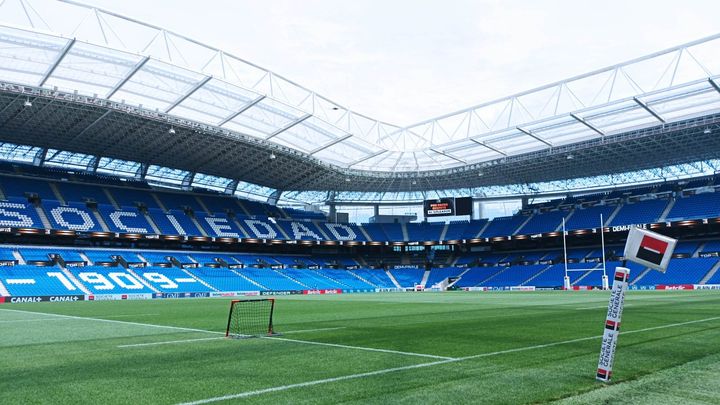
[1, 0, 720, 403]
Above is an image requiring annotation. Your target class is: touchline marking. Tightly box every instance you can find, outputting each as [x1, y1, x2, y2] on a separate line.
[118, 337, 225, 348]
[0, 308, 225, 335]
[270, 336, 454, 360]
[177, 316, 720, 404]
[0, 309, 444, 359]
[282, 327, 347, 334]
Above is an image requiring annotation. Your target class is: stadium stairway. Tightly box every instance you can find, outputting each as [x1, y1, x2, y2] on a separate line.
[47, 182, 66, 204]
[229, 268, 268, 290]
[420, 269, 430, 287]
[188, 213, 209, 237]
[34, 204, 53, 229]
[603, 204, 623, 226]
[124, 267, 161, 293]
[356, 224, 374, 242]
[91, 208, 111, 232]
[143, 210, 162, 234]
[180, 268, 218, 291]
[514, 214, 534, 235]
[0, 278, 10, 296]
[658, 198, 677, 222]
[479, 267, 509, 286]
[12, 250, 25, 264]
[272, 268, 310, 289]
[630, 267, 655, 286]
[521, 265, 552, 286]
[385, 270, 402, 288]
[699, 261, 720, 284]
[60, 267, 91, 294]
[102, 188, 120, 209]
[348, 270, 378, 288]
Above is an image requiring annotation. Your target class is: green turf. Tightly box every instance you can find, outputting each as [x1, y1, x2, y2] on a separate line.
[1, 291, 719, 404]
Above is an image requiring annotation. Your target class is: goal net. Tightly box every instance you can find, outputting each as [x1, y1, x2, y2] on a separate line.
[225, 298, 278, 338]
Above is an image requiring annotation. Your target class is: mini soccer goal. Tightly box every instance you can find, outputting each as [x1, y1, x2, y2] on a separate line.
[225, 298, 279, 338]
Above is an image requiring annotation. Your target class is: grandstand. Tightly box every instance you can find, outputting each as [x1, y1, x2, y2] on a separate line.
[1, 1, 720, 403]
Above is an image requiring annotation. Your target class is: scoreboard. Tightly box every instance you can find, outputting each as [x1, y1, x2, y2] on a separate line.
[423, 197, 472, 217]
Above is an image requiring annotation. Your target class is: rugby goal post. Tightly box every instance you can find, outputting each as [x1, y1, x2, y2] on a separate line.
[562, 214, 609, 290]
[225, 298, 279, 338]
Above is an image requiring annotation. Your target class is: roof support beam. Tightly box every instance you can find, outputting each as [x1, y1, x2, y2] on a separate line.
[39, 38, 75, 87]
[265, 113, 311, 140]
[633, 97, 665, 123]
[516, 126, 553, 147]
[430, 148, 467, 164]
[570, 113, 605, 137]
[165, 75, 212, 113]
[218, 95, 265, 126]
[69, 109, 113, 142]
[709, 78, 720, 95]
[469, 138, 507, 156]
[347, 150, 387, 168]
[309, 134, 352, 155]
[106, 56, 150, 99]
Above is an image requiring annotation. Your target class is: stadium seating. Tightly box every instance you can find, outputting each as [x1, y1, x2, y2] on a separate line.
[609, 199, 668, 226]
[0, 197, 45, 229]
[98, 205, 154, 234]
[131, 266, 213, 292]
[425, 267, 465, 287]
[565, 205, 616, 230]
[42, 200, 105, 232]
[65, 266, 155, 294]
[518, 211, 566, 234]
[481, 265, 547, 287]
[350, 268, 396, 288]
[236, 267, 306, 290]
[454, 267, 504, 287]
[0, 265, 83, 295]
[389, 268, 425, 287]
[637, 257, 718, 285]
[666, 192, 720, 221]
[187, 267, 265, 291]
[481, 215, 526, 237]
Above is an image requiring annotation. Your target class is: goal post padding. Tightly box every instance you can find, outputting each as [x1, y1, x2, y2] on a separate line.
[225, 298, 278, 338]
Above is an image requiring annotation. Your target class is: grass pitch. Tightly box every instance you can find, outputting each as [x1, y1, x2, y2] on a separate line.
[1, 291, 720, 404]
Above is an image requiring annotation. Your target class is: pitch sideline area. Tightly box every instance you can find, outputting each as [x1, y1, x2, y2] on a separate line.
[1, 291, 719, 404]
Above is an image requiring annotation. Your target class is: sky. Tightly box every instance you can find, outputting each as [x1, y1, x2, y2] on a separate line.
[86, 0, 720, 126]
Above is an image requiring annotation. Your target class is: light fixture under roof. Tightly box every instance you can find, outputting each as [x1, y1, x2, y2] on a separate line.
[168, 126, 176, 134]
[269, 153, 276, 160]
[23, 98, 32, 107]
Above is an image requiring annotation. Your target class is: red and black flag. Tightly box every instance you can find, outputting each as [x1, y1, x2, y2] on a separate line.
[636, 236, 667, 266]
[605, 320, 621, 331]
[624, 228, 677, 272]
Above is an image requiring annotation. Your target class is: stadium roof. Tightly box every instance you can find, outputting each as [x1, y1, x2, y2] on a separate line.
[1, 0, 720, 196]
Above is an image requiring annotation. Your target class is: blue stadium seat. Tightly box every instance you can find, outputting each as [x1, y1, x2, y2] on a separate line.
[0, 197, 44, 229]
[42, 200, 104, 232]
[0, 265, 84, 296]
[566, 205, 616, 230]
[666, 193, 720, 221]
[518, 211, 566, 234]
[98, 205, 154, 233]
[66, 266, 155, 294]
[481, 216, 527, 237]
[609, 199, 669, 226]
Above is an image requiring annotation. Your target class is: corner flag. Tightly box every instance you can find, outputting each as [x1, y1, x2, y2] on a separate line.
[623, 227, 677, 273]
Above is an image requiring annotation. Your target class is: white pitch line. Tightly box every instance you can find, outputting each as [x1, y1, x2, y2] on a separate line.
[270, 336, 454, 360]
[118, 337, 225, 348]
[0, 309, 443, 359]
[282, 327, 347, 334]
[177, 315, 720, 405]
[0, 308, 225, 335]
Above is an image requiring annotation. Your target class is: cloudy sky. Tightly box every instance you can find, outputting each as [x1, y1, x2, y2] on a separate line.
[87, 0, 720, 126]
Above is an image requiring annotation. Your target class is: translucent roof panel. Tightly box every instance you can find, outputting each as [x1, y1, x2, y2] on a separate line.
[44, 41, 142, 97]
[1, 0, 720, 179]
[0, 142, 42, 164]
[96, 157, 142, 178]
[192, 173, 234, 192]
[43, 149, 95, 171]
[145, 165, 190, 186]
[234, 181, 276, 202]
